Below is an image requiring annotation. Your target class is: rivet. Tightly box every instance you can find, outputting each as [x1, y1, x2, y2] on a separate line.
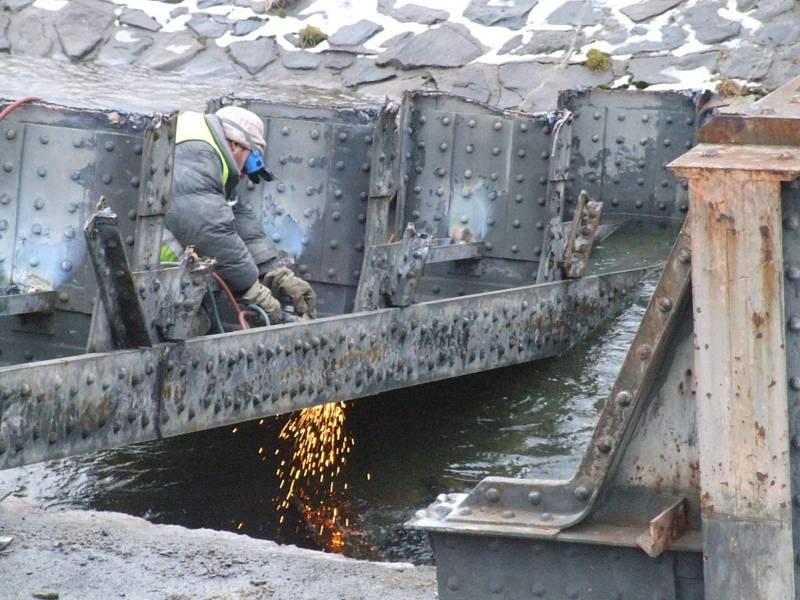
[2, 162, 12, 173]
[597, 437, 612, 453]
[485, 487, 500, 502]
[29, 256, 39, 267]
[466, 144, 474, 153]
[528, 490, 541, 505]
[441, 116, 451, 126]
[34, 197, 44, 210]
[61, 260, 72, 272]
[658, 297, 673, 312]
[281, 126, 290, 136]
[790, 377, 800, 391]
[520, 123, 528, 132]
[65, 226, 76, 239]
[788, 266, 800, 281]
[615, 390, 632, 406]
[37, 166, 46, 177]
[494, 121, 502, 130]
[789, 316, 800, 332]
[0, 194, 10, 205]
[492, 146, 501, 156]
[446, 576, 458, 591]
[574, 486, 590, 501]
[678, 247, 691, 264]
[5, 129, 16, 141]
[310, 129, 319, 140]
[468, 119, 476, 128]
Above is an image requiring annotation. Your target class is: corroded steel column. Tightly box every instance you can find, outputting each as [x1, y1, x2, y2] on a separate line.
[671, 144, 800, 600]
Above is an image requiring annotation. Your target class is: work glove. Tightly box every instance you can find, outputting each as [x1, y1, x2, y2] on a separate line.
[262, 267, 318, 318]
[239, 280, 283, 324]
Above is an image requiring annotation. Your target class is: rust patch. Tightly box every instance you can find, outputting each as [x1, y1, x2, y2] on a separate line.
[756, 471, 768, 483]
[760, 225, 773, 263]
[755, 421, 767, 440]
[752, 311, 766, 328]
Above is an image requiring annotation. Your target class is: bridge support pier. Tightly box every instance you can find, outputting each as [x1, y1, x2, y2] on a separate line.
[671, 144, 800, 599]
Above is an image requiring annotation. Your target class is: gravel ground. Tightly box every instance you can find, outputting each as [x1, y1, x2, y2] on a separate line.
[0, 496, 437, 600]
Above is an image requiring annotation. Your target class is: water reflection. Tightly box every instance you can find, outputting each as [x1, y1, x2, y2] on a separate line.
[0, 218, 678, 564]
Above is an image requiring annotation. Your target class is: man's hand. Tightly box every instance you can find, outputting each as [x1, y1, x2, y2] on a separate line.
[239, 280, 283, 324]
[262, 267, 318, 318]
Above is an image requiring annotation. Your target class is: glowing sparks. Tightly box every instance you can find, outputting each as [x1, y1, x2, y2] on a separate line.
[274, 402, 356, 552]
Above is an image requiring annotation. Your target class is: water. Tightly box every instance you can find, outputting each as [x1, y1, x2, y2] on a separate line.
[0, 217, 680, 563]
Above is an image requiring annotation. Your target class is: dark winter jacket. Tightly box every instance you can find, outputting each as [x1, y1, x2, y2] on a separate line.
[164, 114, 279, 294]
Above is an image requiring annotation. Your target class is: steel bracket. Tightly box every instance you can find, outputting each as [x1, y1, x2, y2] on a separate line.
[84, 207, 154, 349]
[636, 496, 691, 558]
[562, 190, 603, 279]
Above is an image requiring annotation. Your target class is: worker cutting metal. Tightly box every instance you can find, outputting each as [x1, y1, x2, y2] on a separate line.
[162, 105, 317, 325]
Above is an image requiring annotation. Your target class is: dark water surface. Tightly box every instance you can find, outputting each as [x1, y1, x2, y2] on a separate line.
[0, 218, 681, 564]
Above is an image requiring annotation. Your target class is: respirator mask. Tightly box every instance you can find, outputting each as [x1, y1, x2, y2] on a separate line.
[220, 116, 274, 184]
[243, 149, 274, 183]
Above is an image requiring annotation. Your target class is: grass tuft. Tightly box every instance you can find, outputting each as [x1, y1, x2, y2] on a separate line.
[585, 49, 611, 72]
[299, 25, 327, 48]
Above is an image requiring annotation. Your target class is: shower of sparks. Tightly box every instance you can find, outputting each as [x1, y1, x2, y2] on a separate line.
[274, 401, 357, 552]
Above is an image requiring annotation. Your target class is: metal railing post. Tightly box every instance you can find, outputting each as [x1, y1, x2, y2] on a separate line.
[671, 144, 800, 599]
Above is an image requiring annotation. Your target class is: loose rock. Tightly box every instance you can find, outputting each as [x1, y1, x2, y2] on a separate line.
[614, 23, 685, 54]
[328, 19, 383, 47]
[197, 0, 224, 7]
[449, 64, 494, 103]
[322, 51, 355, 70]
[232, 17, 266, 36]
[186, 14, 228, 39]
[139, 31, 204, 71]
[119, 8, 162, 33]
[499, 60, 611, 109]
[282, 51, 320, 70]
[752, 0, 795, 19]
[628, 51, 719, 84]
[8, 13, 53, 57]
[753, 19, 800, 46]
[620, 0, 684, 22]
[463, 0, 538, 29]
[169, 6, 188, 18]
[500, 29, 582, 55]
[95, 29, 153, 66]
[390, 4, 449, 24]
[177, 49, 240, 80]
[55, 1, 115, 60]
[377, 23, 485, 69]
[342, 59, 395, 87]
[229, 37, 279, 74]
[546, 1, 604, 26]
[681, 3, 739, 44]
[718, 45, 772, 81]
[283, 32, 301, 47]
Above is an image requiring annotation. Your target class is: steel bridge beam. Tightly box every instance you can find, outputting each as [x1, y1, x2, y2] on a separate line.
[0, 266, 645, 470]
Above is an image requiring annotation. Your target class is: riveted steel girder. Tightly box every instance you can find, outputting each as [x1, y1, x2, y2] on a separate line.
[0, 265, 646, 469]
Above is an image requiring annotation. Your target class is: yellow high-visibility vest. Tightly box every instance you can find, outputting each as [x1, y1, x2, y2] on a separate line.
[175, 111, 230, 185]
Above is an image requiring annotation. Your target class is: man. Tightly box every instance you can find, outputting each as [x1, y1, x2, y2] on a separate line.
[163, 106, 317, 324]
